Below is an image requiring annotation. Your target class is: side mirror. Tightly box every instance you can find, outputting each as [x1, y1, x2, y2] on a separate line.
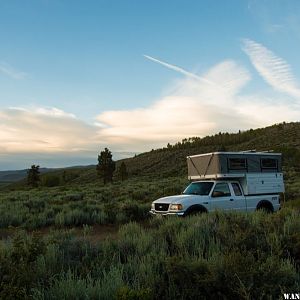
[212, 191, 224, 198]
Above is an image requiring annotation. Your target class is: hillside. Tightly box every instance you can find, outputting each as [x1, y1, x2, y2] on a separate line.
[123, 121, 300, 175]
[64, 121, 300, 184]
[3, 121, 300, 189]
[1, 122, 300, 299]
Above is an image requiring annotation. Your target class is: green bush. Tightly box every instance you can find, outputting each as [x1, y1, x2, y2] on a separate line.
[62, 193, 84, 201]
[116, 286, 152, 300]
[42, 174, 61, 187]
[103, 202, 118, 224]
[120, 202, 149, 223]
[0, 231, 46, 299]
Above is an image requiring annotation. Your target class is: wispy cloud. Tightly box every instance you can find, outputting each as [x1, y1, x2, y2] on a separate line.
[96, 58, 284, 150]
[0, 62, 28, 79]
[265, 24, 284, 33]
[9, 106, 77, 119]
[242, 39, 300, 99]
[143, 54, 215, 86]
[96, 46, 300, 149]
[144, 54, 251, 96]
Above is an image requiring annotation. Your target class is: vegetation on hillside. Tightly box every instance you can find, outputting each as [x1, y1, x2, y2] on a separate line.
[2, 122, 300, 190]
[0, 177, 185, 230]
[0, 210, 299, 299]
[1, 122, 300, 299]
[117, 162, 128, 182]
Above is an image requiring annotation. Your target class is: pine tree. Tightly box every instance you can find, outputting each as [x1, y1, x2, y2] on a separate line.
[96, 148, 115, 184]
[118, 162, 128, 181]
[218, 144, 227, 152]
[27, 165, 40, 187]
[62, 170, 67, 184]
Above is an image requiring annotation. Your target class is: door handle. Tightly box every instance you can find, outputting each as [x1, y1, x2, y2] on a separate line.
[230, 199, 234, 201]
[203, 202, 208, 204]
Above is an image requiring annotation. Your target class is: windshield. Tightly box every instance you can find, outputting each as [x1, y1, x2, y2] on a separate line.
[183, 182, 214, 196]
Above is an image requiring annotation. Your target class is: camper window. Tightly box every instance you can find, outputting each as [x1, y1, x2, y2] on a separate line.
[261, 158, 278, 169]
[228, 158, 247, 170]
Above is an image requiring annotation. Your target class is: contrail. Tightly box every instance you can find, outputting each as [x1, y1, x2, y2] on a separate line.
[143, 54, 215, 86]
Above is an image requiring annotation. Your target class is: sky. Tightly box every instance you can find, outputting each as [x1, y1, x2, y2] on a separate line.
[0, 0, 300, 170]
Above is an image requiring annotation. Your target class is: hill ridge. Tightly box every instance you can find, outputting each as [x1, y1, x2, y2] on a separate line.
[3, 121, 300, 188]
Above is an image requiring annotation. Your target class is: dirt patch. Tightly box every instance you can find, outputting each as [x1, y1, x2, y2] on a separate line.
[0, 228, 16, 240]
[86, 224, 119, 243]
[0, 224, 119, 243]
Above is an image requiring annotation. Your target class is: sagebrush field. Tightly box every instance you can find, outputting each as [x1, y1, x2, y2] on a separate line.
[1, 123, 300, 299]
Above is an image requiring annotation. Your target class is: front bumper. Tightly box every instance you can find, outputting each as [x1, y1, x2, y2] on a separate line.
[149, 209, 185, 216]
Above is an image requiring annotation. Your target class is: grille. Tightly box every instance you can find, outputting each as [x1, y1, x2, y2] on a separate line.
[155, 203, 169, 211]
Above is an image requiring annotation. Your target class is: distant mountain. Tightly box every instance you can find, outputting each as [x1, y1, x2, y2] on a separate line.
[0, 168, 56, 183]
[0, 165, 98, 185]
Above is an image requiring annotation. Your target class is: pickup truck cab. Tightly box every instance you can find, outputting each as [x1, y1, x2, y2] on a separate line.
[150, 180, 281, 216]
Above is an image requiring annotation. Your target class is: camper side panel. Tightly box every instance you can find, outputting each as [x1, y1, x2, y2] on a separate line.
[244, 173, 284, 195]
[224, 153, 282, 174]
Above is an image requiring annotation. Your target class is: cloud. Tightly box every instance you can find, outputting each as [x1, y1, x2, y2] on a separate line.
[144, 54, 216, 86]
[242, 39, 300, 99]
[265, 24, 284, 33]
[96, 50, 300, 150]
[0, 62, 28, 79]
[95, 60, 256, 149]
[0, 107, 98, 153]
[0, 106, 140, 169]
[143, 55, 251, 96]
[1, 40, 300, 169]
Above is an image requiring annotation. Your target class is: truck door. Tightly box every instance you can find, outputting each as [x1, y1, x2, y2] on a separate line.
[230, 182, 246, 211]
[210, 182, 235, 211]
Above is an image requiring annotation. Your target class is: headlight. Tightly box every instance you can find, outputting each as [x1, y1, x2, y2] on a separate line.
[170, 204, 183, 211]
[151, 203, 155, 209]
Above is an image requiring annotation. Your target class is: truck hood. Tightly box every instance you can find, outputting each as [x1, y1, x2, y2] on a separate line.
[153, 194, 209, 205]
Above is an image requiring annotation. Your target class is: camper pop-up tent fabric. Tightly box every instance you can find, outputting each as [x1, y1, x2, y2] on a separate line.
[187, 152, 282, 180]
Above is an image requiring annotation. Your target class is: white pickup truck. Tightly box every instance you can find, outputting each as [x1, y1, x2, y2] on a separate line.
[150, 180, 281, 216]
[150, 151, 284, 216]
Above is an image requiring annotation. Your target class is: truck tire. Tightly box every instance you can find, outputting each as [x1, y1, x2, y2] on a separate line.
[256, 200, 274, 213]
[184, 205, 207, 217]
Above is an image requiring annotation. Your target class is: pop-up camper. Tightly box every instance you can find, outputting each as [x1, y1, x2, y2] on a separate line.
[150, 151, 284, 216]
[187, 152, 284, 195]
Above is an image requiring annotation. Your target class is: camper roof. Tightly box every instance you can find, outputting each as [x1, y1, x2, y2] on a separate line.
[187, 151, 282, 180]
[188, 151, 281, 159]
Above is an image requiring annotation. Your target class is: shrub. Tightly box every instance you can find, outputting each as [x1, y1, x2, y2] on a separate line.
[62, 193, 84, 201]
[120, 202, 149, 223]
[1, 186, 300, 299]
[0, 231, 46, 299]
[103, 202, 118, 224]
[116, 286, 152, 300]
[42, 174, 61, 187]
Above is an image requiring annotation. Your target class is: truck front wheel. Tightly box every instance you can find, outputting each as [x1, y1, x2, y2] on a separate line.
[184, 205, 207, 217]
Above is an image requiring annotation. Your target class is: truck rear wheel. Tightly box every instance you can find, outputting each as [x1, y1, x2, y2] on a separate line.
[256, 201, 274, 213]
